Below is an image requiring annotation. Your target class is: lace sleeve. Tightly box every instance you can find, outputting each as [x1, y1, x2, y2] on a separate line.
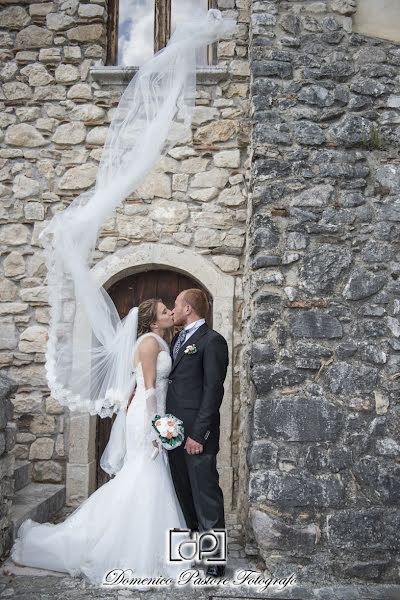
[145, 387, 159, 445]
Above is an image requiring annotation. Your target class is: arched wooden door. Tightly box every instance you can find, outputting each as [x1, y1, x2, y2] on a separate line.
[95, 269, 213, 488]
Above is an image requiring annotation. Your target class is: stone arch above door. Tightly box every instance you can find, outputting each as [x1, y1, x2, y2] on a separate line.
[65, 244, 235, 511]
[107, 268, 213, 324]
[96, 268, 213, 489]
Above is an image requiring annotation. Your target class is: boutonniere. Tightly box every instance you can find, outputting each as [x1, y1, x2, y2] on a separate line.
[184, 344, 197, 355]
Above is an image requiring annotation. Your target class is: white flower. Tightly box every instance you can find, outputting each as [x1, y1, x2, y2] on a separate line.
[154, 415, 182, 439]
[184, 344, 197, 355]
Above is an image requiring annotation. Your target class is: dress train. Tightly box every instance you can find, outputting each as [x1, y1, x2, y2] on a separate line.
[10, 344, 193, 586]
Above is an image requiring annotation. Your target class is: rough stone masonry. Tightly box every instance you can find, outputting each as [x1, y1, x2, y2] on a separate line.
[0, 0, 400, 590]
[242, 0, 400, 586]
[0, 0, 250, 507]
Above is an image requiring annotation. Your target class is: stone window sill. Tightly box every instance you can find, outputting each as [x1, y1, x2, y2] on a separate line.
[89, 65, 229, 86]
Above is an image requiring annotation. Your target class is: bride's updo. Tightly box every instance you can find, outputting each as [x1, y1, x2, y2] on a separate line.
[137, 298, 162, 337]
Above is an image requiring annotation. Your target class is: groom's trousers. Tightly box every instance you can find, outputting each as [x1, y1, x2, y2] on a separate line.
[168, 445, 225, 534]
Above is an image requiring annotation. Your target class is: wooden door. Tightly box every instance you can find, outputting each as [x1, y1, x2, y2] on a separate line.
[95, 269, 212, 488]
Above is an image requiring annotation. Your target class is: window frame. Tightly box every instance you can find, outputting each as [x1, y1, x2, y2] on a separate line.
[107, 0, 218, 67]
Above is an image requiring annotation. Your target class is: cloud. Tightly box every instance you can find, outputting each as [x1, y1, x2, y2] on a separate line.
[119, 0, 154, 66]
[118, 0, 209, 66]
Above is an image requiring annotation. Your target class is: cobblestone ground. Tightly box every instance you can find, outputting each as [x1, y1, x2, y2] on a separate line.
[1, 511, 399, 599]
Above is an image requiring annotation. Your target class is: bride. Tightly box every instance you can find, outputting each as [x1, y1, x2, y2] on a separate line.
[10, 298, 193, 585]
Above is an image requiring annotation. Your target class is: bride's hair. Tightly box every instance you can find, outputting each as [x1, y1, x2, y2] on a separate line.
[137, 298, 162, 337]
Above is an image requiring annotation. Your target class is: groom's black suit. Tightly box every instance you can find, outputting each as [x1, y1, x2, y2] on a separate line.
[166, 322, 229, 535]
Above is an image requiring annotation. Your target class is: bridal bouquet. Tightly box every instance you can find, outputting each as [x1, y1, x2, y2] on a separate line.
[151, 414, 184, 450]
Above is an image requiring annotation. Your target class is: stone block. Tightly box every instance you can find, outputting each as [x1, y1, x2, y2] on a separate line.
[18, 325, 48, 353]
[325, 361, 379, 395]
[29, 437, 54, 460]
[290, 311, 343, 339]
[327, 508, 400, 549]
[29, 415, 56, 435]
[250, 469, 344, 507]
[32, 460, 63, 483]
[253, 395, 344, 441]
[251, 507, 320, 552]
[251, 363, 307, 394]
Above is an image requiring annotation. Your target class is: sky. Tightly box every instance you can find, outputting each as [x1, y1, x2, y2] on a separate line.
[118, 0, 209, 66]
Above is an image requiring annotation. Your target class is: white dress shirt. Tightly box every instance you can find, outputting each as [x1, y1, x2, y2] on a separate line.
[181, 318, 206, 344]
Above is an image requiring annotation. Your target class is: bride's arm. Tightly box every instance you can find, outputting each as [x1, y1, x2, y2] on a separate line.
[126, 387, 136, 412]
[139, 336, 159, 388]
[138, 337, 160, 447]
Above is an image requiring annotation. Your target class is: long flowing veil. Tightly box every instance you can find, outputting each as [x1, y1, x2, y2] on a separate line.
[38, 10, 236, 431]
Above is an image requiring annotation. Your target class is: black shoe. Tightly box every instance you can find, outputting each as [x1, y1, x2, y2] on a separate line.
[206, 564, 225, 577]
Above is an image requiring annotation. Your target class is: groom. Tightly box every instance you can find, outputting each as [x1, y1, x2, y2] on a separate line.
[166, 288, 229, 577]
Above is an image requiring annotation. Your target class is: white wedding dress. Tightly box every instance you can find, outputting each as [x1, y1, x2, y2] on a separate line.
[10, 333, 192, 585]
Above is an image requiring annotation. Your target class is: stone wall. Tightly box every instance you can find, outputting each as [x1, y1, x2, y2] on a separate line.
[0, 1, 250, 502]
[245, 0, 400, 585]
[0, 373, 17, 559]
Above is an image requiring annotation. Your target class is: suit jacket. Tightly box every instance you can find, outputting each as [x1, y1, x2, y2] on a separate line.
[166, 322, 229, 454]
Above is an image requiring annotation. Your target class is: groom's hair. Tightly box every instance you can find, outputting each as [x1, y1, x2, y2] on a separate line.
[182, 288, 209, 319]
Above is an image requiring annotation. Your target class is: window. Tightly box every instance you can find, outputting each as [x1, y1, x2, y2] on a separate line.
[107, 0, 218, 67]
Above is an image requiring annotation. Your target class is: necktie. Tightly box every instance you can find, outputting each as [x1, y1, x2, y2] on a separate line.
[173, 329, 187, 360]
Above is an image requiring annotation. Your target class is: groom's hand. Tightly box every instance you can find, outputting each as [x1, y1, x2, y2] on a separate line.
[185, 437, 203, 454]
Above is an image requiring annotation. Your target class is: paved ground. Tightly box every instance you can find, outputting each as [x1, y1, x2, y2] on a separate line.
[1, 508, 400, 599]
[1, 567, 400, 600]
[2, 551, 400, 599]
